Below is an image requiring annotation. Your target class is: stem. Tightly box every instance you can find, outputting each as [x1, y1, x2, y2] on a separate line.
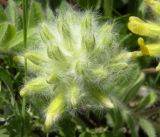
[23, 0, 28, 49]
[103, 0, 113, 17]
[21, 0, 28, 136]
[4, 82, 20, 114]
[24, 58, 28, 82]
[22, 0, 28, 114]
[22, 58, 27, 117]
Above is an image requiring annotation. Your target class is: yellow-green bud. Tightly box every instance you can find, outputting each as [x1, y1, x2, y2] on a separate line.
[47, 73, 58, 84]
[13, 56, 40, 72]
[68, 85, 80, 106]
[82, 33, 95, 51]
[47, 45, 65, 61]
[24, 51, 47, 65]
[45, 94, 65, 130]
[81, 12, 94, 31]
[40, 23, 55, 43]
[20, 78, 49, 96]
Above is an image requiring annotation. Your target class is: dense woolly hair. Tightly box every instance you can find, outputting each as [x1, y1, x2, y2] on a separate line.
[18, 8, 140, 129]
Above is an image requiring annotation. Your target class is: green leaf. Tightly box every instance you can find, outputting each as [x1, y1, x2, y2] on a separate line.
[5, 0, 17, 24]
[135, 91, 157, 111]
[0, 23, 8, 41]
[10, 28, 36, 49]
[4, 0, 23, 30]
[107, 107, 123, 129]
[1, 24, 16, 44]
[0, 23, 16, 48]
[0, 6, 7, 23]
[0, 67, 13, 89]
[0, 129, 9, 137]
[29, 1, 45, 27]
[139, 118, 156, 137]
[125, 114, 138, 137]
[0, 28, 36, 50]
[122, 73, 144, 103]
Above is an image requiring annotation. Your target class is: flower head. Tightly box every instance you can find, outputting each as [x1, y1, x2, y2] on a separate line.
[18, 9, 140, 129]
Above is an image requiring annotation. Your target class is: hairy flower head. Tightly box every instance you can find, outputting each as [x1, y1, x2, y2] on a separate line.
[18, 9, 140, 129]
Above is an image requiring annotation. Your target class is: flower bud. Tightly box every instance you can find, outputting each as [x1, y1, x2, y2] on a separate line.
[88, 83, 114, 108]
[47, 45, 65, 61]
[40, 23, 55, 43]
[81, 12, 94, 32]
[68, 85, 80, 106]
[46, 73, 58, 84]
[75, 61, 85, 75]
[20, 78, 49, 96]
[24, 52, 47, 65]
[56, 18, 73, 50]
[13, 56, 40, 72]
[93, 92, 114, 108]
[45, 94, 65, 130]
[99, 24, 113, 47]
[82, 33, 95, 51]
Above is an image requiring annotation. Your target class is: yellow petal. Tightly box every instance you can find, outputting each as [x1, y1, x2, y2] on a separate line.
[137, 37, 149, 56]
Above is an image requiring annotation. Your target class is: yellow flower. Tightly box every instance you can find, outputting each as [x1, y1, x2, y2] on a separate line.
[128, 16, 160, 38]
[145, 0, 160, 16]
[137, 37, 149, 56]
[130, 37, 160, 57]
[128, 0, 160, 71]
